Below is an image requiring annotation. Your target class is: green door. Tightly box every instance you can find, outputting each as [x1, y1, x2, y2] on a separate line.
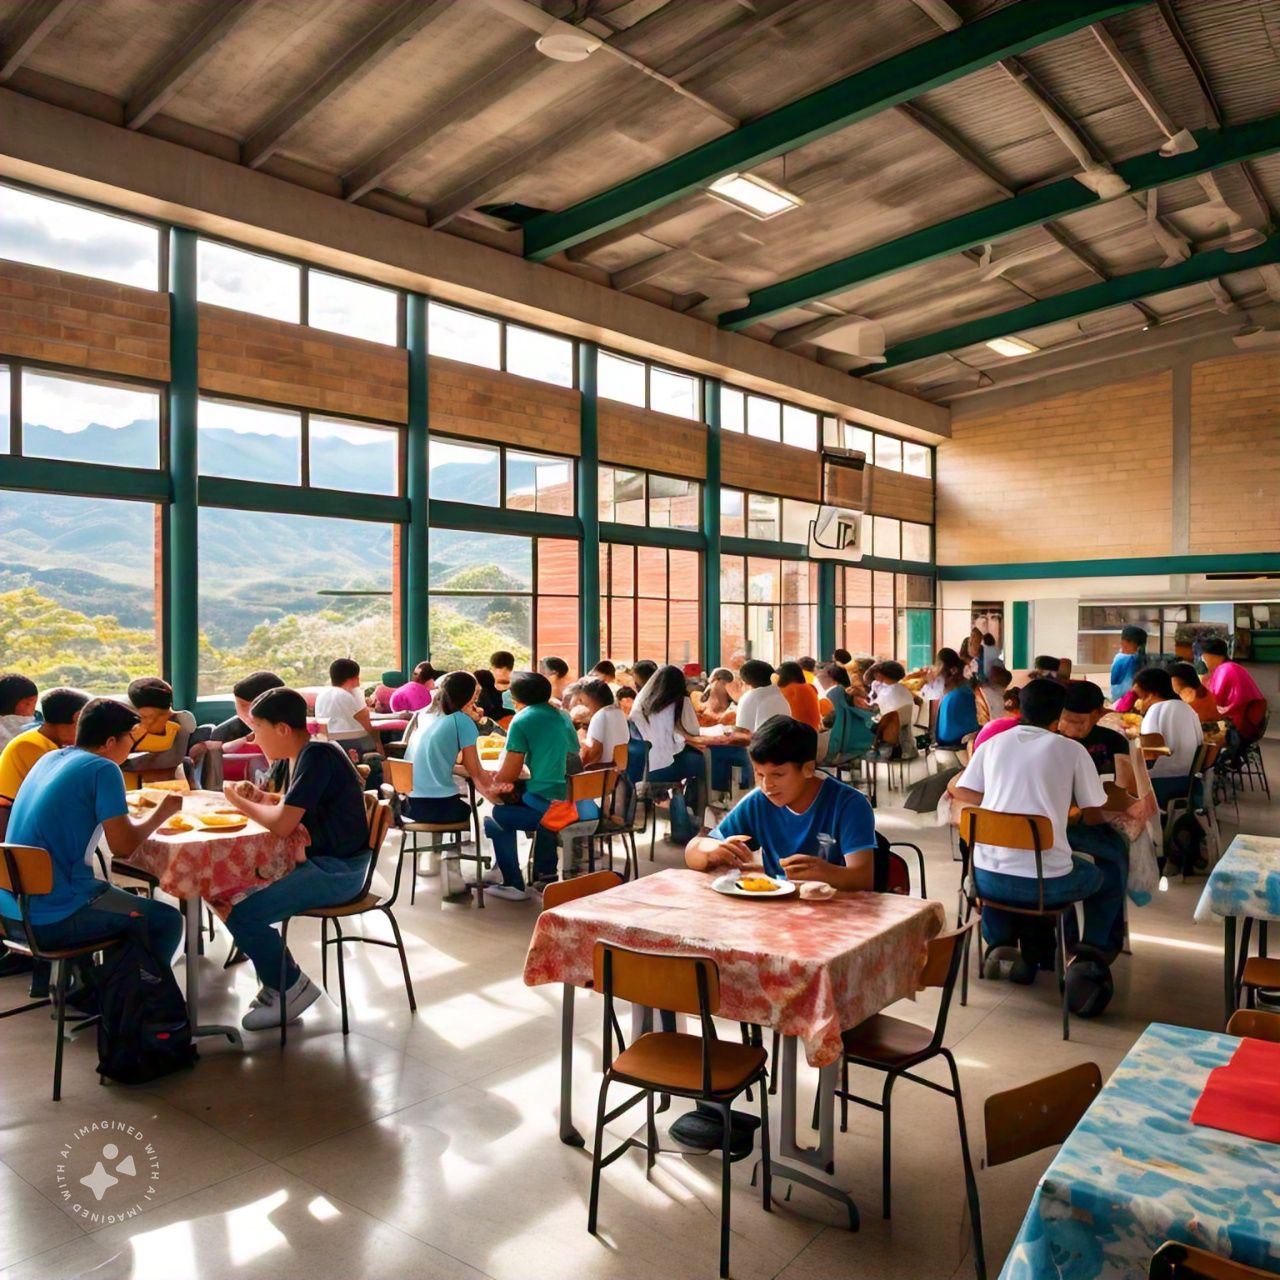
[906, 609, 933, 671]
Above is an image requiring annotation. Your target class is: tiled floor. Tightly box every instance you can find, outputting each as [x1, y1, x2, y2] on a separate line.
[1, 748, 1275, 1280]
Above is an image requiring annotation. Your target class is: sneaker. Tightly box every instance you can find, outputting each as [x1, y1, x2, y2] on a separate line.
[485, 884, 530, 902]
[242, 974, 321, 1031]
[983, 946, 1034, 983]
[530, 879, 556, 899]
[483, 864, 505, 885]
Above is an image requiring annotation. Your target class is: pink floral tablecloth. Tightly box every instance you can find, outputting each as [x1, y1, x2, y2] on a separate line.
[523, 868, 946, 1068]
[120, 791, 308, 919]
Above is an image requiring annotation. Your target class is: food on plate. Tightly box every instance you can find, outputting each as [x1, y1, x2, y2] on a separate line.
[799, 882, 836, 901]
[736, 875, 782, 894]
[196, 813, 247, 829]
[126, 792, 156, 809]
[160, 816, 194, 834]
[145, 778, 191, 793]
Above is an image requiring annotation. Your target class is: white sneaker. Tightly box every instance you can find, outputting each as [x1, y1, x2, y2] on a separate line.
[485, 884, 530, 902]
[483, 864, 505, 885]
[242, 974, 321, 1031]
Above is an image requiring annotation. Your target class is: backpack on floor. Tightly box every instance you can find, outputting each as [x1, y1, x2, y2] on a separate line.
[96, 940, 198, 1085]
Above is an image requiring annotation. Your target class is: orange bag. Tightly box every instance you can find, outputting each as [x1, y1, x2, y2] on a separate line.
[539, 799, 580, 832]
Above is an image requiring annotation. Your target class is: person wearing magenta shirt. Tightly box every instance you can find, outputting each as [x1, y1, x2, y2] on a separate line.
[1201, 638, 1265, 738]
[389, 662, 438, 714]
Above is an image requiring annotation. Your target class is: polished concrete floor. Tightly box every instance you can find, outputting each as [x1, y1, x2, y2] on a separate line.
[0, 748, 1275, 1280]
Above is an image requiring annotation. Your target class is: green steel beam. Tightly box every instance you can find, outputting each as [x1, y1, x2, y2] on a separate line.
[601, 522, 704, 552]
[521, 0, 1147, 261]
[406, 293, 430, 667]
[1010, 601, 1030, 671]
[721, 536, 809, 560]
[880, 235, 1280, 368]
[199, 477, 408, 523]
[168, 227, 199, 711]
[818, 561, 837, 660]
[427, 500, 579, 540]
[0, 456, 169, 501]
[722, 111, 1280, 330]
[701, 377, 722, 671]
[938, 552, 1280, 580]
[578, 342, 601, 671]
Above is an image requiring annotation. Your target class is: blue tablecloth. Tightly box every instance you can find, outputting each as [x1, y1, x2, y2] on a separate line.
[1195, 834, 1280, 924]
[1000, 1022, 1280, 1279]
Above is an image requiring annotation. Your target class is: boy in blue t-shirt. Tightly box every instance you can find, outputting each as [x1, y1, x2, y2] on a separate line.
[685, 718, 878, 890]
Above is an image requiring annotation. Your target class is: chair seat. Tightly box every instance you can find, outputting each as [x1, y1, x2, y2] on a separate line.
[975, 895, 1076, 919]
[1242, 956, 1280, 989]
[400, 820, 470, 833]
[611, 1031, 766, 1095]
[841, 1013, 935, 1065]
[0, 935, 120, 961]
[300, 893, 382, 919]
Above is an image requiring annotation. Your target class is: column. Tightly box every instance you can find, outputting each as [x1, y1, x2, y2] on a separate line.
[405, 293, 430, 664]
[167, 227, 198, 710]
[577, 342, 600, 671]
[701, 377, 721, 670]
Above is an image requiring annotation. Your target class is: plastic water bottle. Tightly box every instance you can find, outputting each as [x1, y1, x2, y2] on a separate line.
[816, 833, 836, 864]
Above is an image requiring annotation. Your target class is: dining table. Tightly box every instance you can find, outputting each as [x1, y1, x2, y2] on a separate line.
[118, 789, 308, 1046]
[1000, 1021, 1280, 1279]
[1194, 833, 1280, 1026]
[523, 867, 946, 1227]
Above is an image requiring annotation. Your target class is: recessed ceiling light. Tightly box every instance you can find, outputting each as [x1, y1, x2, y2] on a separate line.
[535, 27, 600, 61]
[986, 336, 1039, 357]
[707, 173, 802, 220]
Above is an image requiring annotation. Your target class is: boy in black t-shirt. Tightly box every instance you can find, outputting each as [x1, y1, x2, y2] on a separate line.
[1058, 681, 1130, 779]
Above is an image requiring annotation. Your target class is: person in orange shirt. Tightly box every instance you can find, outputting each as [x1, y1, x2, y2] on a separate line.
[1169, 662, 1222, 725]
[776, 661, 824, 731]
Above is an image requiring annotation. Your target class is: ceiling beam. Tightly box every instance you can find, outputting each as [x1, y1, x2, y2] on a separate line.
[0, 0, 81, 83]
[520, 0, 1149, 261]
[876, 235, 1280, 369]
[241, 0, 455, 170]
[718, 111, 1280, 329]
[124, 0, 257, 130]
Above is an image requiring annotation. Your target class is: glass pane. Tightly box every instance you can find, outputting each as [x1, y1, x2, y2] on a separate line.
[782, 499, 818, 544]
[840, 609, 873, 656]
[669, 599, 700, 665]
[904, 574, 934, 607]
[198, 508, 395, 695]
[719, 488, 744, 537]
[428, 529, 532, 591]
[22, 370, 160, 468]
[430, 596, 531, 671]
[669, 549, 700, 602]
[537, 537, 579, 596]
[198, 397, 300, 483]
[429, 437, 499, 506]
[428, 303, 501, 369]
[720, 555, 745, 604]
[782, 405, 818, 450]
[636, 545, 668, 599]
[0, 185, 160, 289]
[650, 367, 698, 419]
[872, 516, 901, 560]
[902, 521, 931, 562]
[308, 270, 398, 345]
[609, 543, 636, 596]
[637, 592, 667, 662]
[781, 603, 815, 661]
[746, 604, 777, 665]
[843, 567, 872, 607]
[507, 450, 573, 515]
[310, 416, 397, 494]
[873, 607, 894, 655]
[536, 538, 579, 675]
[747, 556, 780, 604]
[874, 434, 902, 471]
[873, 570, 895, 607]
[0, 491, 159, 691]
[649, 473, 700, 530]
[0, 365, 8, 452]
[721, 387, 745, 433]
[598, 351, 646, 407]
[902, 441, 932, 477]
[608, 467, 645, 526]
[782, 559, 814, 606]
[605, 593, 635, 667]
[198, 239, 299, 322]
[846, 425, 874, 459]
[505, 324, 574, 388]
[747, 493, 780, 541]
[747, 395, 781, 442]
[721, 604, 747, 666]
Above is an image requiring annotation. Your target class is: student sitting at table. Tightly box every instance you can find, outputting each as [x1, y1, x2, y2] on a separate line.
[629, 664, 711, 844]
[869, 660, 917, 760]
[685, 718, 877, 890]
[1133, 666, 1204, 808]
[777, 661, 824, 730]
[0, 687, 89, 840]
[950, 679, 1120, 982]
[731, 660, 791, 740]
[569, 678, 630, 770]
[816, 661, 852, 710]
[1109, 625, 1147, 701]
[1201, 638, 1266, 740]
[123, 676, 195, 790]
[614, 686, 637, 718]
[631, 660, 658, 694]
[589, 659, 619, 693]
[221, 687, 374, 1029]
[489, 651, 515, 696]
[798, 656, 818, 684]
[369, 671, 403, 714]
[316, 658, 386, 763]
[0, 697, 184, 979]
[0, 674, 38, 751]
[974, 664, 1012, 726]
[1028, 654, 1065, 686]
[483, 671, 590, 900]
[403, 671, 509, 825]
[1169, 662, 1221, 726]
[472, 668, 507, 724]
[389, 662, 438, 714]
[188, 670, 285, 790]
[539, 656, 571, 704]
[971, 686, 1020, 751]
[936, 666, 980, 748]
[699, 668, 737, 724]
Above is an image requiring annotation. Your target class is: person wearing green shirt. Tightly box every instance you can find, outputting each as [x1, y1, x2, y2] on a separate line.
[483, 671, 593, 900]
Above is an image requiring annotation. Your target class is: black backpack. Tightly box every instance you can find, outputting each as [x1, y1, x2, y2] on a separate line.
[96, 940, 198, 1085]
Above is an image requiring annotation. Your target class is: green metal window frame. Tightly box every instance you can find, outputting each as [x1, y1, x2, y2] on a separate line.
[598, 540, 704, 668]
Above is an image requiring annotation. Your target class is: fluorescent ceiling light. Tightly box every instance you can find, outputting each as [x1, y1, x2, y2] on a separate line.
[707, 173, 802, 219]
[986, 336, 1039, 357]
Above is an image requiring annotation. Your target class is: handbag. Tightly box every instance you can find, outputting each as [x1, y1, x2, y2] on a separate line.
[539, 798, 580, 832]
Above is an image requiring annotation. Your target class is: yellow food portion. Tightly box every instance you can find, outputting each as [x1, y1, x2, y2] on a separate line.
[196, 813, 247, 829]
[146, 779, 191, 793]
[736, 876, 781, 893]
[161, 816, 194, 834]
[126, 792, 156, 808]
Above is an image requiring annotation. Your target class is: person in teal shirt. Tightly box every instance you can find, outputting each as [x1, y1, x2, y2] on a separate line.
[1109, 625, 1147, 701]
[483, 671, 594, 899]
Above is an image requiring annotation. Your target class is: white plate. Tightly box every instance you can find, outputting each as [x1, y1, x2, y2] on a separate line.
[711, 872, 796, 898]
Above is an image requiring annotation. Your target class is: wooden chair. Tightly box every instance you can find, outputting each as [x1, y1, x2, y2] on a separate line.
[383, 758, 481, 907]
[528, 769, 615, 884]
[277, 795, 409, 1044]
[1150, 1242, 1275, 1278]
[1226, 1008, 1280, 1041]
[984, 1061, 1100, 1168]
[0, 844, 120, 1100]
[958, 807, 1079, 1040]
[827, 922, 983, 1270]
[541, 869, 622, 911]
[588, 942, 771, 1279]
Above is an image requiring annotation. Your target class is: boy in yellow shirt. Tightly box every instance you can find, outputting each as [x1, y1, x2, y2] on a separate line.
[123, 677, 194, 790]
[0, 687, 89, 838]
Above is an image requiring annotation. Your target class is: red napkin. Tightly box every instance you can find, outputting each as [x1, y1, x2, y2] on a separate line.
[1192, 1037, 1280, 1142]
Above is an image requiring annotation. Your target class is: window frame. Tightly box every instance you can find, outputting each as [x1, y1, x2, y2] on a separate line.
[598, 347, 702, 418]
[598, 463, 702, 531]
[429, 430, 577, 514]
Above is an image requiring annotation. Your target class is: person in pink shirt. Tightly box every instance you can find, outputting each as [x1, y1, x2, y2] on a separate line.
[971, 687, 1021, 751]
[389, 662, 439, 714]
[1202, 638, 1265, 738]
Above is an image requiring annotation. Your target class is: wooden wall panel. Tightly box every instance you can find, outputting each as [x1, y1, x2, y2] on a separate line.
[721, 433, 821, 502]
[866, 466, 933, 523]
[430, 357, 579, 455]
[0, 259, 169, 382]
[198, 303, 407, 422]
[598, 401, 706, 479]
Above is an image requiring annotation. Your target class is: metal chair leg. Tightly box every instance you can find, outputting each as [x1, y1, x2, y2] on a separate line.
[1058, 914, 1070, 1042]
[320, 917, 329, 991]
[51, 958, 67, 1102]
[279, 918, 292, 1048]
[334, 919, 349, 1036]
[587, 1076, 610, 1235]
[881, 1070, 897, 1218]
[717, 1099, 733, 1279]
[942, 1048, 985, 1280]
[384, 907, 417, 1012]
[645, 1091, 657, 1171]
[758, 1071, 773, 1212]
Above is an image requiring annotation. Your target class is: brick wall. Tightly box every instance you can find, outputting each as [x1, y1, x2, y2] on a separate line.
[1189, 352, 1280, 554]
[936, 371, 1173, 564]
[599, 401, 706, 479]
[0, 259, 169, 381]
[198, 303, 408, 422]
[430, 357, 579, 455]
[721, 433, 821, 502]
[866, 466, 933, 523]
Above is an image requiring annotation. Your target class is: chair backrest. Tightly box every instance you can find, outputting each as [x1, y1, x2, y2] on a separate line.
[542, 869, 622, 910]
[570, 767, 615, 804]
[0, 844, 53, 896]
[611, 742, 629, 771]
[1139, 732, 1167, 750]
[593, 941, 720, 1018]
[960, 807, 1053, 852]
[984, 1061, 1102, 1167]
[1150, 1242, 1274, 1279]
[885, 850, 911, 895]
[1201, 741, 1220, 771]
[386, 757, 413, 795]
[1226, 1008, 1280, 1043]
[919, 919, 976, 1047]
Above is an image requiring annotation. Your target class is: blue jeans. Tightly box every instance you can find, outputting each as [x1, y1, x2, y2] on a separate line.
[1151, 774, 1196, 810]
[974, 855, 1112, 961]
[8, 883, 184, 966]
[225, 854, 370, 991]
[709, 745, 752, 793]
[647, 748, 708, 843]
[484, 793, 600, 890]
[1067, 822, 1130, 954]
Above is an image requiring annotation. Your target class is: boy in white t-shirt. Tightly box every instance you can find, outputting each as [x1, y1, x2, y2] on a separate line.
[1133, 666, 1204, 808]
[569, 678, 630, 769]
[869, 661, 917, 760]
[314, 658, 385, 759]
[731, 660, 790, 739]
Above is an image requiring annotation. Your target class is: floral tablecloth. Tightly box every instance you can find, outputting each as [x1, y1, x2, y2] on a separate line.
[523, 868, 945, 1068]
[1000, 1022, 1280, 1279]
[1194, 834, 1280, 924]
[121, 791, 307, 919]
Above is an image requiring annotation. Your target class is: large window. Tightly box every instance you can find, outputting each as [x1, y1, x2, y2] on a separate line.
[22, 368, 162, 469]
[720, 555, 817, 667]
[721, 387, 819, 449]
[308, 270, 399, 346]
[835, 568, 934, 665]
[1073, 603, 1251, 666]
[721, 488, 817, 546]
[600, 544, 700, 667]
[428, 531, 580, 674]
[598, 351, 699, 419]
[430, 303, 574, 388]
[197, 509, 396, 695]
[599, 465, 700, 530]
[0, 490, 161, 690]
[835, 421, 933, 478]
[430, 435, 574, 513]
[0, 184, 160, 290]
